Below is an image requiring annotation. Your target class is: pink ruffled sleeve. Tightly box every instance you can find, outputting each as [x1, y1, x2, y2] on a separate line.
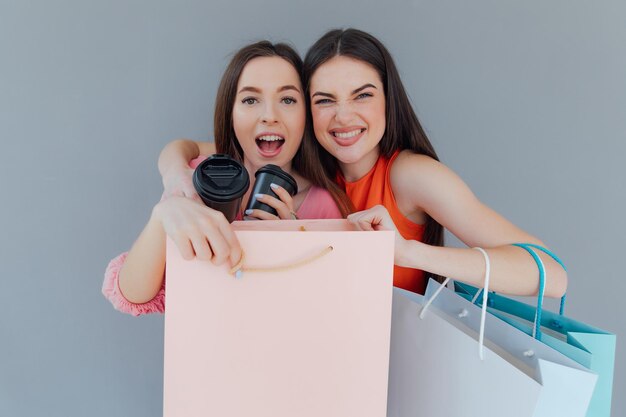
[102, 157, 210, 316]
[102, 252, 166, 316]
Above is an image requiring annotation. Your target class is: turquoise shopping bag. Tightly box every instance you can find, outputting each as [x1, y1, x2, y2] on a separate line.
[455, 244, 616, 417]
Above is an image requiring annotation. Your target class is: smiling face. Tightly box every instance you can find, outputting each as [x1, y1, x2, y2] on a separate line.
[232, 56, 305, 173]
[309, 55, 386, 179]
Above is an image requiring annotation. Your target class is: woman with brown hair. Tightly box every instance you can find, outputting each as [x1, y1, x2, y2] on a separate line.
[102, 41, 351, 316]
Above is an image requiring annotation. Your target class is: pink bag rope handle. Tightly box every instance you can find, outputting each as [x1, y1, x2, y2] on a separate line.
[229, 246, 334, 278]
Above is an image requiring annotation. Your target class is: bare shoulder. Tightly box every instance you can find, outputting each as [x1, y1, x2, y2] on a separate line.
[391, 151, 541, 249]
[197, 141, 216, 155]
[391, 151, 468, 205]
[391, 150, 443, 177]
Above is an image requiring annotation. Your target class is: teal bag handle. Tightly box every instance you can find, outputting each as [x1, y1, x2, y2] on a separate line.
[472, 243, 567, 340]
[512, 243, 567, 339]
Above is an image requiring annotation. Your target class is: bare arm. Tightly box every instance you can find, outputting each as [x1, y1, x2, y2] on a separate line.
[118, 197, 242, 303]
[158, 139, 205, 177]
[157, 139, 216, 200]
[117, 212, 167, 303]
[348, 152, 567, 297]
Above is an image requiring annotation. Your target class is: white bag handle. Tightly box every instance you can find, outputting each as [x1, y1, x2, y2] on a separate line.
[420, 247, 491, 360]
[474, 247, 491, 360]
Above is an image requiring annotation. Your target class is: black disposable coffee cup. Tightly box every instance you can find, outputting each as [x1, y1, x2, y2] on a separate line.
[244, 164, 298, 219]
[193, 154, 250, 222]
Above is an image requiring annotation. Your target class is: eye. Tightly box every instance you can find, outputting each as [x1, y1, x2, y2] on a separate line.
[281, 96, 297, 105]
[242, 97, 258, 105]
[314, 98, 333, 105]
[356, 92, 373, 100]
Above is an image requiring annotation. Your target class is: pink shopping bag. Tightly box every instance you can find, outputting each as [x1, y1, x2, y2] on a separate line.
[164, 219, 394, 417]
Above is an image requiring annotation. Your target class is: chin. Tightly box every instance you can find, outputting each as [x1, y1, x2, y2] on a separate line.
[330, 149, 363, 165]
[263, 155, 291, 168]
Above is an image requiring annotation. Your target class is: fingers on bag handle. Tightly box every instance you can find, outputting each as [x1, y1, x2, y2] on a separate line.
[174, 235, 196, 261]
[217, 221, 242, 268]
[189, 232, 213, 262]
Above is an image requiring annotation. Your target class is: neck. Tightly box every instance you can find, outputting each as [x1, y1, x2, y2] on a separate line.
[339, 147, 381, 182]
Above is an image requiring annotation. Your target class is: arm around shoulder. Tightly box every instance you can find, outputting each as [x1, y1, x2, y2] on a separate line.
[158, 139, 201, 176]
[158, 139, 216, 200]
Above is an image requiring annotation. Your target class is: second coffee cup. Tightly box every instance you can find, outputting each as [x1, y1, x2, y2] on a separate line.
[244, 164, 298, 219]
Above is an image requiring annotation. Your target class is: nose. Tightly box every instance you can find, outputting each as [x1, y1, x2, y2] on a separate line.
[261, 102, 279, 125]
[334, 101, 354, 125]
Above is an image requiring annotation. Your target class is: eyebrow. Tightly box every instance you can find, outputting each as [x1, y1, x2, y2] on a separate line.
[279, 85, 301, 93]
[237, 85, 302, 94]
[311, 83, 378, 98]
[352, 83, 377, 95]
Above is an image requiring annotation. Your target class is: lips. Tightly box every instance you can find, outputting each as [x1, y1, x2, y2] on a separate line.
[256, 133, 285, 157]
[330, 128, 366, 147]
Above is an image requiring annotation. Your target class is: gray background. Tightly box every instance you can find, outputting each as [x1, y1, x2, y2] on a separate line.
[1, 0, 624, 416]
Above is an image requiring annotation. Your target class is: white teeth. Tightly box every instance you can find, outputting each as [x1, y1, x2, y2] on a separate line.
[333, 129, 363, 139]
[257, 135, 284, 142]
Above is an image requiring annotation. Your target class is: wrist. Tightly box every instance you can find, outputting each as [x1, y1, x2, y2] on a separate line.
[150, 202, 166, 227]
[396, 239, 426, 269]
[162, 162, 190, 179]
[158, 139, 195, 175]
[161, 165, 194, 194]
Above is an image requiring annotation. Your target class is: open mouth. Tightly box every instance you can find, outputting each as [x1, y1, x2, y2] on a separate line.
[256, 134, 285, 156]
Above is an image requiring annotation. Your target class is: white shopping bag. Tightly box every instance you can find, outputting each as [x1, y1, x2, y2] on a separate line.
[387, 280, 598, 417]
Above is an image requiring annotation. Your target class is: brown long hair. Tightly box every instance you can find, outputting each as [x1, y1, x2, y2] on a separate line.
[213, 41, 352, 217]
[303, 28, 444, 251]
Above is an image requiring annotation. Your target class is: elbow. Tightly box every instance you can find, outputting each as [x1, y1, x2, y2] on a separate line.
[118, 267, 159, 305]
[519, 240, 568, 298]
[544, 266, 568, 298]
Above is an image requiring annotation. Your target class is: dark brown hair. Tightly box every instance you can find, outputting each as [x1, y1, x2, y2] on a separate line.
[213, 41, 352, 216]
[303, 29, 444, 251]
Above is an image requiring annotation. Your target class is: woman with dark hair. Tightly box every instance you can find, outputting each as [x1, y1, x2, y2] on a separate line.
[302, 28, 567, 297]
[102, 41, 351, 316]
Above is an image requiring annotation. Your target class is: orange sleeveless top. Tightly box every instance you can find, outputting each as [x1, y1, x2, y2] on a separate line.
[337, 151, 427, 294]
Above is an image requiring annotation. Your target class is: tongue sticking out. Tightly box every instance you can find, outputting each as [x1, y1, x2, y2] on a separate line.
[256, 139, 284, 155]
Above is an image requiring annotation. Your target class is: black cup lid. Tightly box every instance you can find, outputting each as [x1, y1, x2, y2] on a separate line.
[255, 164, 298, 194]
[193, 154, 250, 202]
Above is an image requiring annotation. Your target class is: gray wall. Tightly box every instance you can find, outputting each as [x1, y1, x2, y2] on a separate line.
[1, 1, 624, 416]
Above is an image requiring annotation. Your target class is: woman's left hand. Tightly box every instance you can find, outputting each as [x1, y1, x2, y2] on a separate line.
[347, 205, 411, 265]
[244, 183, 298, 220]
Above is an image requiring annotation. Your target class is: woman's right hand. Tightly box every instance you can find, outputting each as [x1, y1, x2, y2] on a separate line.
[151, 196, 242, 267]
